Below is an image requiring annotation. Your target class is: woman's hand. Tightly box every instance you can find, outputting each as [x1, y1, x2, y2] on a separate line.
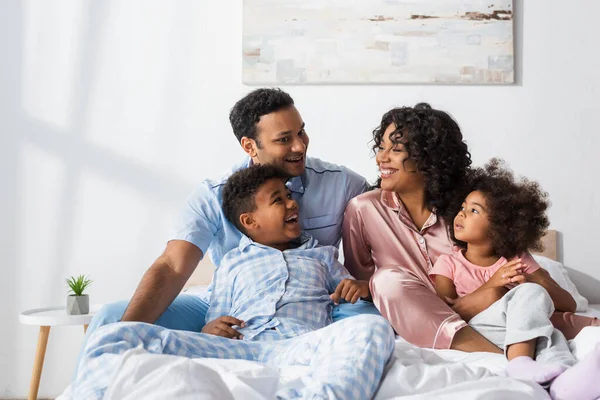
[330, 279, 371, 304]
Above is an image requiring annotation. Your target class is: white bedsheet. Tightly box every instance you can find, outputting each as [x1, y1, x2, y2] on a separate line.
[58, 308, 600, 400]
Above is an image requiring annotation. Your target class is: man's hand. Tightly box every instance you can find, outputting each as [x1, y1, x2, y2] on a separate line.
[202, 316, 245, 339]
[330, 279, 370, 304]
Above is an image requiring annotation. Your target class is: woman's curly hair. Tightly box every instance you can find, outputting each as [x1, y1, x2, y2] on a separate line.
[371, 103, 472, 218]
[449, 159, 550, 259]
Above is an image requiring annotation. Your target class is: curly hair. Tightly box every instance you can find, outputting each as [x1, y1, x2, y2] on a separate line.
[222, 164, 289, 234]
[449, 159, 550, 259]
[229, 88, 295, 146]
[371, 103, 472, 218]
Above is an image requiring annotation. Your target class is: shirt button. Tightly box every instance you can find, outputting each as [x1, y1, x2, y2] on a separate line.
[418, 237, 425, 244]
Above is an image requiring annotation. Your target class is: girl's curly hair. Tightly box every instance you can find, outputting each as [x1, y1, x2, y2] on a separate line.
[371, 103, 472, 218]
[449, 159, 550, 259]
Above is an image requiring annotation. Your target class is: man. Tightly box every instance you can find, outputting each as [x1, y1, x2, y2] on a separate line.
[83, 88, 376, 343]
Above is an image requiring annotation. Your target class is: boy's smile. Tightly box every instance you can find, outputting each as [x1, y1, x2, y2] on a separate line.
[242, 178, 302, 250]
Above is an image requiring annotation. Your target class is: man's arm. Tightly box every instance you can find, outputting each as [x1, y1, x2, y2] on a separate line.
[121, 240, 202, 322]
[121, 179, 222, 323]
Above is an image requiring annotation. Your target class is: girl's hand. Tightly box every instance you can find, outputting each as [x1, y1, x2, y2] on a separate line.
[509, 274, 529, 285]
[487, 259, 526, 288]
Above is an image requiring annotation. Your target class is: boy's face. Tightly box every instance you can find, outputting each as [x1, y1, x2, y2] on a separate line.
[454, 190, 491, 245]
[242, 178, 301, 249]
[242, 106, 310, 177]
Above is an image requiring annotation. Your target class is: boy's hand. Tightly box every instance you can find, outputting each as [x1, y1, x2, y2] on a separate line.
[487, 259, 526, 288]
[331, 279, 370, 304]
[202, 316, 245, 339]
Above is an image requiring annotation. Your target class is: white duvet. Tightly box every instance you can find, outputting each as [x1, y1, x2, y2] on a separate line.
[59, 311, 600, 400]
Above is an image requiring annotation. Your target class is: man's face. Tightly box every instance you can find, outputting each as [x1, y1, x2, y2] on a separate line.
[242, 105, 309, 177]
[242, 178, 301, 250]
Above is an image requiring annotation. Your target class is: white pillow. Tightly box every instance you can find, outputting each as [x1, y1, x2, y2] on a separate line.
[532, 255, 589, 312]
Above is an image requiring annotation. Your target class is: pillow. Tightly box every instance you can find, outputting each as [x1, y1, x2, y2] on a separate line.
[532, 255, 589, 312]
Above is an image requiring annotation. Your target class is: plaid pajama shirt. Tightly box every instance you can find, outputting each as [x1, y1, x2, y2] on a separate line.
[74, 235, 395, 399]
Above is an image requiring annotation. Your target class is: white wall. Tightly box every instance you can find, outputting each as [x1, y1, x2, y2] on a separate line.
[1, 0, 599, 397]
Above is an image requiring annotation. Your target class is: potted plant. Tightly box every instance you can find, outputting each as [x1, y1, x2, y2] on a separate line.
[66, 275, 92, 315]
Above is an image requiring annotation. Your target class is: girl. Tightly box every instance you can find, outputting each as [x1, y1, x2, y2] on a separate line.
[429, 159, 599, 399]
[342, 103, 600, 354]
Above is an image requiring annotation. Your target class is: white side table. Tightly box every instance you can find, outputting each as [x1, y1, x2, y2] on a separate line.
[19, 305, 102, 400]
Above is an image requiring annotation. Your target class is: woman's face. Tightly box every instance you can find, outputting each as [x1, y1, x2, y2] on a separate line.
[375, 124, 424, 193]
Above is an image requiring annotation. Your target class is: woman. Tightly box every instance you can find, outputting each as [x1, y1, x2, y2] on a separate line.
[343, 103, 598, 352]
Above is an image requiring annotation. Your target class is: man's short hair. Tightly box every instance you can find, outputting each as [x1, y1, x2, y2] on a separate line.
[229, 88, 294, 145]
[222, 164, 289, 234]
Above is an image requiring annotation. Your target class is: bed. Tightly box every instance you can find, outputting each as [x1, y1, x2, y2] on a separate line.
[58, 230, 600, 399]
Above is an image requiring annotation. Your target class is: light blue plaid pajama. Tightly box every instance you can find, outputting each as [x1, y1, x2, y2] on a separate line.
[206, 234, 358, 341]
[74, 314, 395, 400]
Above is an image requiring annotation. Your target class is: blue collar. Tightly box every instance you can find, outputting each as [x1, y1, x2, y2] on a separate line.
[238, 233, 314, 252]
[245, 157, 306, 194]
[287, 175, 305, 194]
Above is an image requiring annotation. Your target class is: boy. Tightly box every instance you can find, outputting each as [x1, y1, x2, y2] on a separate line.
[74, 165, 394, 400]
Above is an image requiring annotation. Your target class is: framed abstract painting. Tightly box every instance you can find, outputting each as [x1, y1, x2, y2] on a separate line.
[243, 0, 514, 84]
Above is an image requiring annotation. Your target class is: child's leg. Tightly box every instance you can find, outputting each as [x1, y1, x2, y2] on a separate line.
[506, 339, 536, 360]
[550, 342, 600, 400]
[503, 284, 575, 384]
[503, 283, 556, 350]
[507, 328, 576, 387]
[261, 315, 395, 400]
[469, 283, 571, 384]
[73, 322, 259, 400]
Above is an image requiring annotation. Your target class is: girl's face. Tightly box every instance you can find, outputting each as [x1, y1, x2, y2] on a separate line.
[454, 191, 491, 245]
[375, 124, 424, 193]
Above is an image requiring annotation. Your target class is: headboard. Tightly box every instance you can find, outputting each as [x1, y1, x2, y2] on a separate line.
[532, 229, 558, 261]
[185, 256, 215, 288]
[184, 229, 560, 288]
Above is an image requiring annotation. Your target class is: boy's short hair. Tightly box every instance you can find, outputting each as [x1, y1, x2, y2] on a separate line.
[449, 158, 550, 258]
[222, 164, 289, 234]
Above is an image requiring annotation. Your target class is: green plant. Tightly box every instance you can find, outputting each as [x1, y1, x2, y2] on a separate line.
[66, 275, 92, 296]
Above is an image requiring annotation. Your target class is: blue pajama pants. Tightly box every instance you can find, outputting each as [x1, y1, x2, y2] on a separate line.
[74, 294, 380, 377]
[73, 314, 395, 399]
